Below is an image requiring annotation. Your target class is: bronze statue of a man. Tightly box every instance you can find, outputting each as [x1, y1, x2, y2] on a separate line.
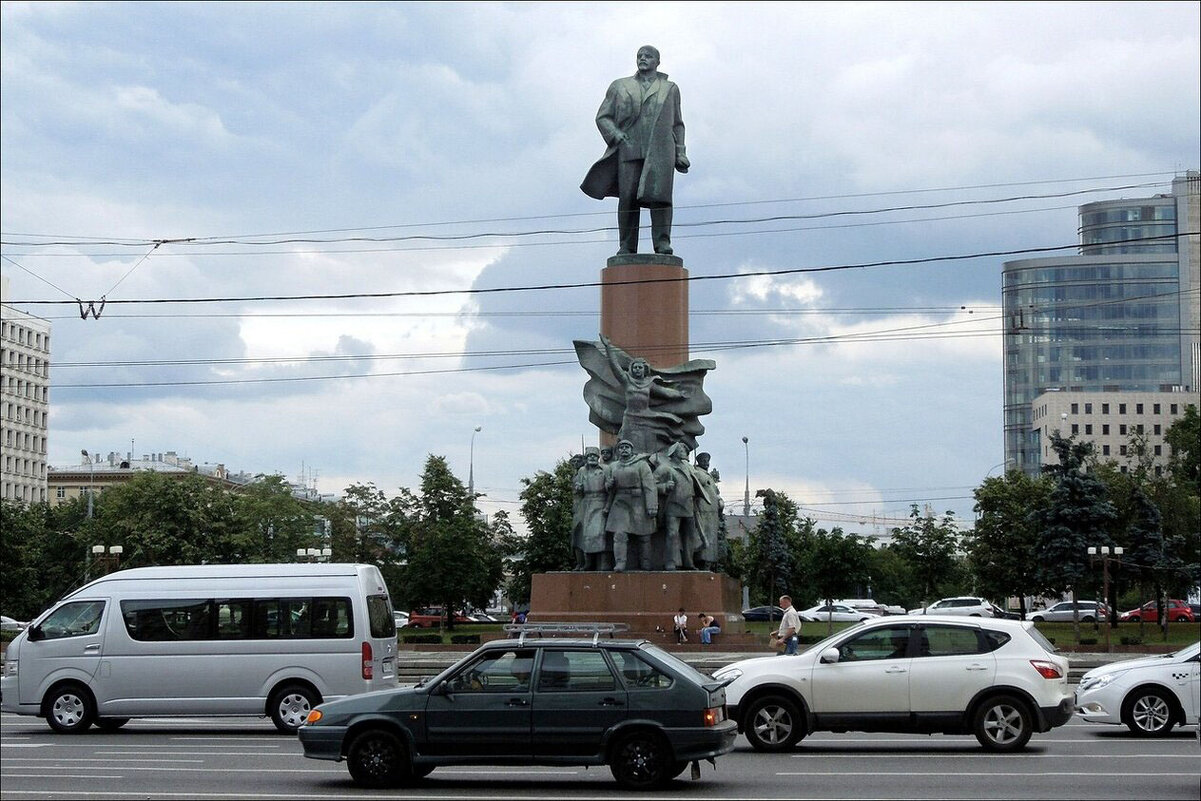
[581, 45, 689, 256]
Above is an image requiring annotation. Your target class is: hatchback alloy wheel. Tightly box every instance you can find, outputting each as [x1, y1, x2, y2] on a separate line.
[609, 732, 670, 789]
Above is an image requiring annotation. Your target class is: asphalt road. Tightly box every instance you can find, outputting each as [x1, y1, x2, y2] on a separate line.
[2, 712, 1198, 801]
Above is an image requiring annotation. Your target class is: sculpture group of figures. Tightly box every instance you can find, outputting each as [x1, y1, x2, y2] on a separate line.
[571, 335, 724, 572]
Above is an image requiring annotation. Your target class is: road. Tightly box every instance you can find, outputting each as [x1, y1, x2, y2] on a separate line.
[2, 713, 1197, 800]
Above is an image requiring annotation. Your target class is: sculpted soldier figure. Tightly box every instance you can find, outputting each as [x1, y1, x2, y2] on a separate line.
[581, 45, 689, 255]
[691, 452, 724, 570]
[653, 442, 701, 570]
[604, 439, 659, 571]
[572, 447, 612, 571]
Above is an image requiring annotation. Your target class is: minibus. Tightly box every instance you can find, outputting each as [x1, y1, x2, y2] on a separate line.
[1, 563, 398, 733]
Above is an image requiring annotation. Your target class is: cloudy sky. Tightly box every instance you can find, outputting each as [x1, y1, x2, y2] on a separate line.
[2, 1, 1198, 538]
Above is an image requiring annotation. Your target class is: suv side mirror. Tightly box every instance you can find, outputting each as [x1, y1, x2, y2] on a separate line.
[819, 647, 840, 664]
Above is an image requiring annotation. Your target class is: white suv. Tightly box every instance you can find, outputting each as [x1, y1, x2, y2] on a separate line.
[713, 616, 1073, 752]
[909, 596, 995, 616]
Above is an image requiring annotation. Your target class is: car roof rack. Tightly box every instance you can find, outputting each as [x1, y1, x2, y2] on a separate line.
[503, 622, 630, 645]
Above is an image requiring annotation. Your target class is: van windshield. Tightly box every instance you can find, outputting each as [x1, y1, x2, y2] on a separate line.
[367, 595, 396, 638]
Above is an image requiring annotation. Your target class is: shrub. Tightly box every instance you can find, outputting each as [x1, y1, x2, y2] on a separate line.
[402, 633, 443, 644]
[1120, 635, 1143, 646]
[450, 634, 480, 645]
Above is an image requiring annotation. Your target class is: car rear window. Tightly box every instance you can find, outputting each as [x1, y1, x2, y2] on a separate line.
[638, 643, 712, 685]
[1023, 624, 1058, 654]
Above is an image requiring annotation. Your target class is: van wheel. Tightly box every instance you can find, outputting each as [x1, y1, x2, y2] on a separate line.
[974, 694, 1032, 751]
[45, 684, 95, 734]
[744, 694, 804, 752]
[95, 717, 130, 732]
[269, 684, 319, 733]
[347, 728, 412, 788]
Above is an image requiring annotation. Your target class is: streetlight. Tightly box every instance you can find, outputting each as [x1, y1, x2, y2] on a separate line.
[1087, 545, 1123, 653]
[90, 544, 123, 576]
[742, 436, 750, 516]
[81, 449, 95, 518]
[295, 547, 333, 562]
[469, 425, 482, 501]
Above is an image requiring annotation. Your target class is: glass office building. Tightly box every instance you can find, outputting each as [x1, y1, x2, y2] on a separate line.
[1003, 172, 1199, 474]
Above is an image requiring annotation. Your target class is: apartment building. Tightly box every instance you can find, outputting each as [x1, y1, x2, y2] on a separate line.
[1, 277, 52, 503]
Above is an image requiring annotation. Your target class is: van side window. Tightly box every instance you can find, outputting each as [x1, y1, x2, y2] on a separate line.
[122, 597, 353, 641]
[39, 601, 105, 639]
[122, 599, 210, 641]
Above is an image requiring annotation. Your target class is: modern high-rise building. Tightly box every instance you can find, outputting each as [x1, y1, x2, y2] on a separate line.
[1, 276, 52, 503]
[1002, 171, 1199, 474]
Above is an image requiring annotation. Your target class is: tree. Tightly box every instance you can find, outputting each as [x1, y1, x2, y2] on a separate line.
[804, 527, 875, 634]
[889, 505, 964, 606]
[0, 499, 88, 620]
[233, 474, 320, 563]
[393, 455, 503, 629]
[1164, 404, 1199, 494]
[1036, 433, 1117, 639]
[967, 470, 1051, 618]
[504, 459, 577, 607]
[741, 489, 802, 610]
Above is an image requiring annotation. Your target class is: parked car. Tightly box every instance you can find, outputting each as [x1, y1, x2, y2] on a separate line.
[1, 615, 28, 632]
[990, 605, 1023, 620]
[406, 607, 475, 628]
[1076, 640, 1200, 736]
[393, 610, 410, 629]
[1030, 601, 1110, 624]
[834, 599, 887, 616]
[468, 612, 501, 623]
[712, 615, 1074, 752]
[1118, 599, 1195, 623]
[798, 603, 880, 623]
[741, 606, 785, 622]
[298, 627, 737, 789]
[908, 597, 997, 617]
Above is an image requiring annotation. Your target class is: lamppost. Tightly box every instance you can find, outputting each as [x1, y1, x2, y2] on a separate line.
[469, 425, 482, 501]
[1087, 545, 1123, 653]
[742, 436, 750, 516]
[90, 544, 123, 576]
[81, 449, 95, 518]
[296, 547, 333, 562]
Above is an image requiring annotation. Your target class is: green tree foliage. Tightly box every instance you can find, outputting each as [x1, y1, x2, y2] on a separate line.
[504, 459, 576, 606]
[967, 470, 1052, 618]
[233, 475, 322, 563]
[804, 527, 875, 634]
[1164, 404, 1199, 494]
[1036, 434, 1117, 630]
[392, 456, 503, 628]
[330, 482, 396, 565]
[0, 500, 89, 619]
[742, 489, 803, 606]
[889, 505, 965, 605]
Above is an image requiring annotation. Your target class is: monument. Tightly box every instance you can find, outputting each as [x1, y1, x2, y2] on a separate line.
[527, 47, 749, 643]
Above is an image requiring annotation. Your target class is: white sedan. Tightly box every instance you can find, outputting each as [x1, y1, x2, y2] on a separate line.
[798, 603, 880, 623]
[1076, 641, 1200, 736]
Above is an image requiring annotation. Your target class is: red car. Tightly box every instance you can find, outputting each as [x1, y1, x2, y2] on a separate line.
[405, 606, 474, 628]
[1118, 599, 1195, 623]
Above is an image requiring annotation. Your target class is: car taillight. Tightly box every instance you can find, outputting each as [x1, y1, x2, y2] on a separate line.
[362, 641, 374, 680]
[1030, 659, 1063, 679]
[703, 706, 725, 727]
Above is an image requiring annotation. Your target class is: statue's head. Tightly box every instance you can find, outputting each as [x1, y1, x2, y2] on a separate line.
[668, 442, 688, 461]
[601, 446, 614, 462]
[629, 358, 649, 379]
[585, 447, 600, 466]
[617, 439, 635, 459]
[637, 45, 660, 72]
[696, 452, 711, 468]
[570, 453, 585, 469]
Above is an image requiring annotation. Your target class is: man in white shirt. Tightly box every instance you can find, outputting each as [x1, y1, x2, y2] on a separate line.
[771, 595, 802, 655]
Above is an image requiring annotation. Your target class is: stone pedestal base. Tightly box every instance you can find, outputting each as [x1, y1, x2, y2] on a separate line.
[528, 570, 744, 635]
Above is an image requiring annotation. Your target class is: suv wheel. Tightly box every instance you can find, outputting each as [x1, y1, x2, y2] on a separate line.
[348, 728, 412, 788]
[1122, 688, 1176, 736]
[45, 684, 96, 734]
[973, 695, 1032, 751]
[743, 695, 804, 752]
[609, 731, 672, 789]
[269, 684, 319, 733]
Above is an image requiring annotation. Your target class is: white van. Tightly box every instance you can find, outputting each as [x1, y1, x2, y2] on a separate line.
[0, 563, 398, 733]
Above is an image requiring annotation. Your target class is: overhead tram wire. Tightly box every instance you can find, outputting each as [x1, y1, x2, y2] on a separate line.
[1, 174, 1174, 248]
[11, 232, 1194, 308]
[44, 287, 1196, 372]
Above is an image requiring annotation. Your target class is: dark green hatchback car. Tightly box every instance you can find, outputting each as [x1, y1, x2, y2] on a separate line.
[298, 625, 737, 790]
